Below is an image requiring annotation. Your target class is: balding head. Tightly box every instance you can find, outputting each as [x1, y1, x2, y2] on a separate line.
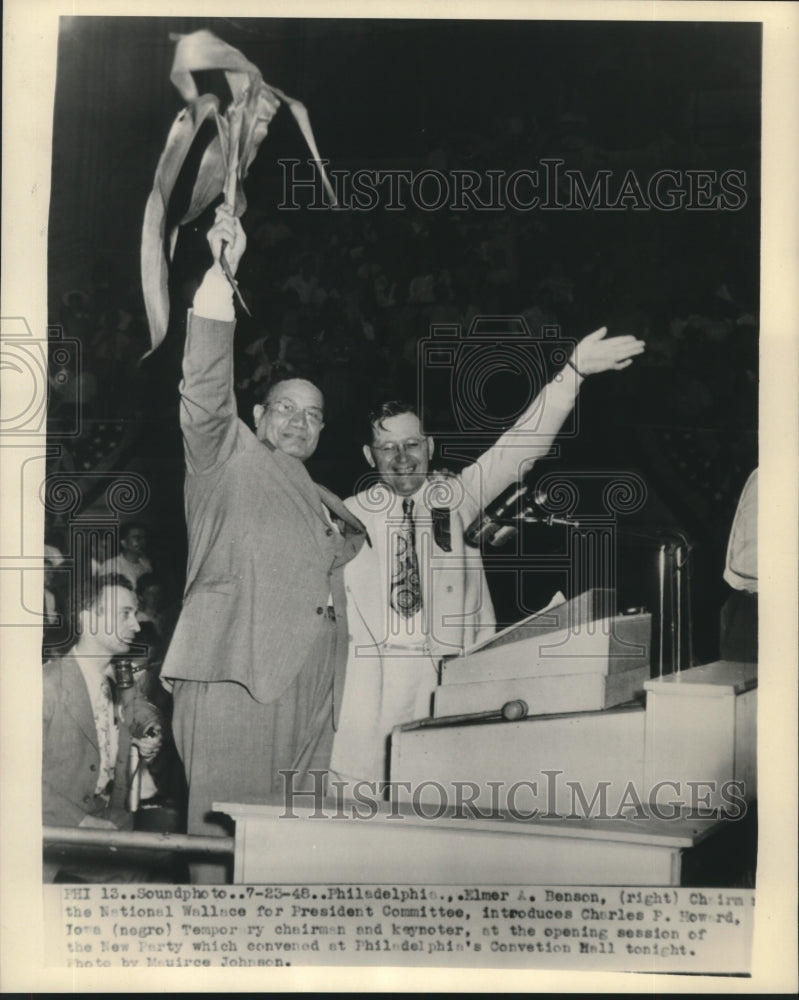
[253, 378, 325, 461]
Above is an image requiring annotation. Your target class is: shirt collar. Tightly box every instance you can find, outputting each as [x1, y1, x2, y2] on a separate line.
[387, 482, 427, 513]
[74, 653, 115, 694]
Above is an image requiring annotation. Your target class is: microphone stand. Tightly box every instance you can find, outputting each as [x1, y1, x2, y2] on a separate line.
[483, 516, 694, 678]
[618, 527, 694, 678]
[478, 511, 581, 547]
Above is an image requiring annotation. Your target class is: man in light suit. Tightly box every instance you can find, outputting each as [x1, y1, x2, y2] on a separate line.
[42, 573, 162, 880]
[330, 327, 645, 788]
[163, 206, 367, 881]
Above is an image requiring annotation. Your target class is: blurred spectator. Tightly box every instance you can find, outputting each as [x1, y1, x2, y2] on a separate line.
[102, 522, 152, 585]
[42, 531, 72, 657]
[43, 556, 63, 626]
[720, 468, 758, 662]
[135, 572, 171, 640]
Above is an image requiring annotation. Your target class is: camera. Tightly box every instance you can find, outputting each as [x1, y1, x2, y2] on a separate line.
[417, 316, 577, 440]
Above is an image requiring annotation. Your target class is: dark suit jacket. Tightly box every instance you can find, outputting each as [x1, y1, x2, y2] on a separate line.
[162, 313, 367, 719]
[42, 654, 133, 827]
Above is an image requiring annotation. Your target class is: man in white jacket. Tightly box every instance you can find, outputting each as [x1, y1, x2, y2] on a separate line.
[329, 326, 645, 788]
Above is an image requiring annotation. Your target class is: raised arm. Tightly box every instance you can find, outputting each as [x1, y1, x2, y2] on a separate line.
[179, 204, 247, 474]
[459, 326, 645, 518]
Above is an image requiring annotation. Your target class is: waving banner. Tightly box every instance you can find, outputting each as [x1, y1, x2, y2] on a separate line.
[141, 29, 337, 353]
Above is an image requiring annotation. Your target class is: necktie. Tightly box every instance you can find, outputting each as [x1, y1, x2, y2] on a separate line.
[94, 676, 116, 796]
[390, 498, 422, 618]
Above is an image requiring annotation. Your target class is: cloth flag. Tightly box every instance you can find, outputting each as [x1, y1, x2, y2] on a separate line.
[141, 29, 336, 352]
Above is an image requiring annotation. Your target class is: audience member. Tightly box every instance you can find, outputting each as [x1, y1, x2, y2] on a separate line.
[42, 574, 165, 881]
[102, 522, 152, 585]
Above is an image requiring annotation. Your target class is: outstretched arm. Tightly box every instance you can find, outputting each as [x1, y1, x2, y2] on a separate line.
[192, 204, 247, 322]
[179, 204, 248, 474]
[458, 326, 646, 518]
[568, 325, 645, 375]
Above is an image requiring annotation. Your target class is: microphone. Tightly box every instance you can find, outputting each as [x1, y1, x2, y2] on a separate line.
[465, 482, 528, 548]
[465, 483, 579, 548]
[127, 744, 141, 813]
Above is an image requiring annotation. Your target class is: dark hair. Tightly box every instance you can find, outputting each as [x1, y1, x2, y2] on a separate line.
[79, 573, 136, 614]
[365, 400, 425, 443]
[135, 572, 162, 597]
[120, 522, 147, 542]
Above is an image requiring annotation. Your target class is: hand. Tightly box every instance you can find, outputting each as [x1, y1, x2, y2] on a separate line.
[207, 202, 247, 276]
[132, 729, 163, 762]
[79, 814, 116, 830]
[570, 326, 645, 376]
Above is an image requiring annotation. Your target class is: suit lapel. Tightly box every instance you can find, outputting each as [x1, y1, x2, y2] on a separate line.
[261, 439, 327, 540]
[259, 435, 367, 560]
[318, 483, 369, 568]
[317, 483, 356, 529]
[345, 505, 388, 642]
[60, 655, 99, 750]
[317, 483, 368, 537]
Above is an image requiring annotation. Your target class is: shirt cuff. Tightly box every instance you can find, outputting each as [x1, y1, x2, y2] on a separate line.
[192, 267, 235, 321]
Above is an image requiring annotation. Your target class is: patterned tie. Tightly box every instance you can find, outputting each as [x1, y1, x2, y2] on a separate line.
[390, 498, 422, 618]
[94, 676, 116, 796]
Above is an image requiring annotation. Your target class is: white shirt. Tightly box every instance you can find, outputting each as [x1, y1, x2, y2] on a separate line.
[43, 589, 57, 624]
[75, 656, 119, 796]
[723, 469, 758, 593]
[102, 553, 152, 586]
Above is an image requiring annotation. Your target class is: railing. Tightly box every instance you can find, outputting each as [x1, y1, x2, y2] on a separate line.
[43, 826, 233, 855]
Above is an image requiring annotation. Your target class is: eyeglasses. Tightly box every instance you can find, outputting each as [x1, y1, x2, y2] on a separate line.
[268, 399, 324, 427]
[372, 438, 426, 457]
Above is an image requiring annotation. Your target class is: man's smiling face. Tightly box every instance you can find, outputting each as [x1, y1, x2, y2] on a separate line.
[253, 379, 325, 461]
[364, 412, 434, 497]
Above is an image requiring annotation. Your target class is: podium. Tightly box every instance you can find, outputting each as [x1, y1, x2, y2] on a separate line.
[214, 800, 724, 886]
[210, 650, 755, 885]
[436, 589, 650, 718]
[392, 660, 756, 818]
[644, 661, 757, 809]
[208, 592, 757, 886]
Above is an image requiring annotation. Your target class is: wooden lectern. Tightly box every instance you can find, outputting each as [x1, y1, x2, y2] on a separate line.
[436, 589, 650, 717]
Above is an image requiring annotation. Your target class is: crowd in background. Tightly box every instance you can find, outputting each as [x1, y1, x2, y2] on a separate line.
[43, 112, 758, 852]
[50, 112, 758, 440]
